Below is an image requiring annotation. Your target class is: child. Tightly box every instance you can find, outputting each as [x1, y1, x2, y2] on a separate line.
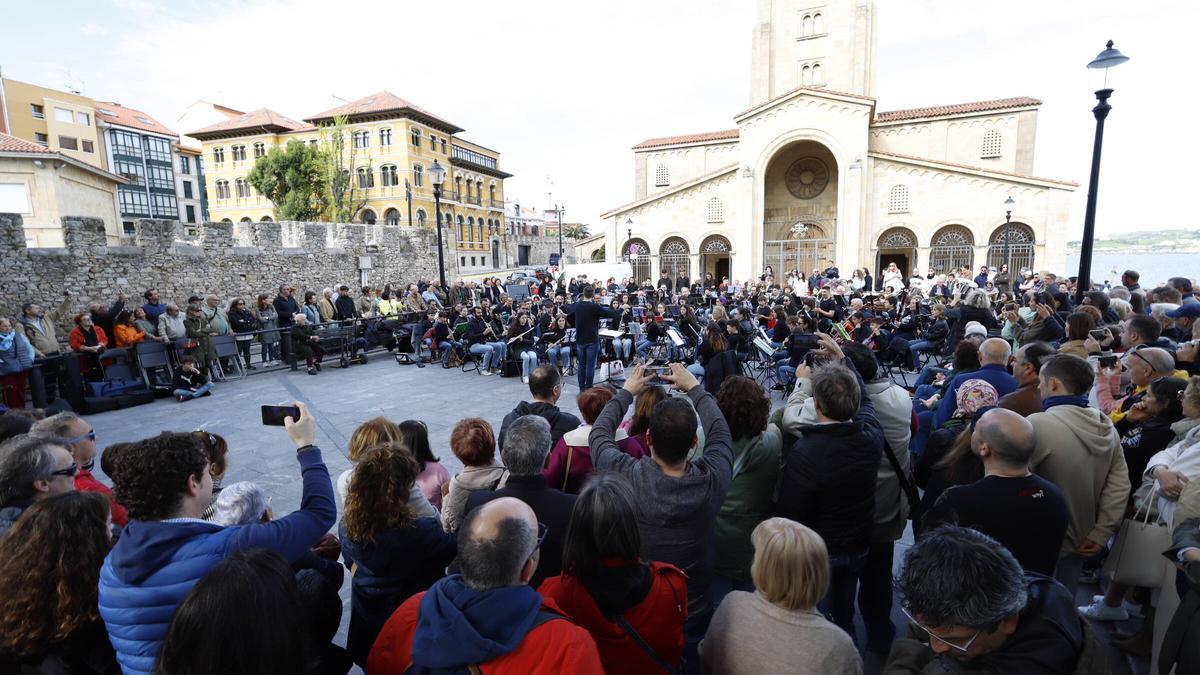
[173, 355, 212, 401]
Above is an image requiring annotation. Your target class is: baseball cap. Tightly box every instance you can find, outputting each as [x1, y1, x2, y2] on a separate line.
[964, 321, 987, 338]
[1166, 304, 1200, 319]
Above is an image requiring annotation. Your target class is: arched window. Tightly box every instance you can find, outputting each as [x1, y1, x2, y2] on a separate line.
[260, 215, 273, 222]
[813, 12, 823, 33]
[360, 209, 376, 224]
[356, 167, 374, 189]
[802, 14, 813, 36]
[232, 145, 246, 161]
[706, 196, 724, 223]
[416, 209, 427, 226]
[981, 129, 1002, 158]
[801, 65, 811, 85]
[215, 180, 230, 200]
[353, 130, 370, 149]
[654, 163, 669, 187]
[384, 208, 400, 226]
[811, 63, 822, 85]
[987, 223, 1036, 271]
[476, 223, 484, 241]
[888, 185, 910, 213]
[253, 142, 265, 158]
[379, 128, 392, 146]
[212, 147, 224, 164]
[234, 178, 249, 198]
[380, 165, 398, 187]
[220, 218, 233, 223]
[929, 225, 976, 273]
[660, 237, 691, 279]
[412, 164, 424, 187]
[411, 127, 421, 147]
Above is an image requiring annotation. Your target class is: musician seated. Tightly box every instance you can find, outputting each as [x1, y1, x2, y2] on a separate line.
[541, 316, 574, 372]
[507, 313, 539, 384]
[635, 307, 666, 360]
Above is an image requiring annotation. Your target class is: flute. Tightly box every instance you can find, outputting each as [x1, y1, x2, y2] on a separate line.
[507, 325, 536, 345]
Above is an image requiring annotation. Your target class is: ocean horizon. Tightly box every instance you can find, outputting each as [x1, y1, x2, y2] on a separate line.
[1064, 252, 1196, 285]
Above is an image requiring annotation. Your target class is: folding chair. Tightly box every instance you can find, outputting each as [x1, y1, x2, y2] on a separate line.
[135, 341, 173, 389]
[211, 335, 245, 380]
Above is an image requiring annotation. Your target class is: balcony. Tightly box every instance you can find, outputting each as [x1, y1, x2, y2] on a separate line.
[439, 189, 459, 202]
[465, 194, 482, 206]
[489, 198, 504, 208]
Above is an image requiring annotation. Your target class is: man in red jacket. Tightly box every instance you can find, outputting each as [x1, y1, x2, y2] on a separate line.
[30, 412, 128, 527]
[369, 497, 603, 674]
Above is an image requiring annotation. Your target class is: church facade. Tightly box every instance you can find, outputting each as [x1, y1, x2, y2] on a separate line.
[600, 0, 1077, 284]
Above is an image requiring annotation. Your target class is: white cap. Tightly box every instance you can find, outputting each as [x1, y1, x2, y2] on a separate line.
[964, 321, 987, 338]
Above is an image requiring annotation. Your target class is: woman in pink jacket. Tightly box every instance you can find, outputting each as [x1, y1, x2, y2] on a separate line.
[545, 386, 643, 494]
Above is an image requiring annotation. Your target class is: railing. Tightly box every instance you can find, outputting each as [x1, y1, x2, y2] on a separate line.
[440, 190, 459, 202]
[466, 195, 482, 206]
[489, 198, 504, 208]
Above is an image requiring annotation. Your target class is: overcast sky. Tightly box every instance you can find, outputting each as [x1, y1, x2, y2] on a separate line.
[2, 0, 1194, 237]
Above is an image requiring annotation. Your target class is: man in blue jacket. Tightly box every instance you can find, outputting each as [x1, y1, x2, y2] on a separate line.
[98, 401, 336, 675]
[935, 337, 1018, 428]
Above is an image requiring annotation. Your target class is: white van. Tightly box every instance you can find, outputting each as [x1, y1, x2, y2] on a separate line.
[559, 261, 634, 284]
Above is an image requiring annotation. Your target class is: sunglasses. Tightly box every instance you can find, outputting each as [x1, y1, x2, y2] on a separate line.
[901, 607, 981, 654]
[51, 462, 79, 478]
[65, 429, 96, 445]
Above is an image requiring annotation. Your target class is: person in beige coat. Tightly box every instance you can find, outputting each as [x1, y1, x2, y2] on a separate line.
[440, 418, 508, 533]
[20, 293, 72, 357]
[1028, 354, 1130, 596]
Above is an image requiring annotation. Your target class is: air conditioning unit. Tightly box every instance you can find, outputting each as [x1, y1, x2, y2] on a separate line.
[358, 256, 373, 270]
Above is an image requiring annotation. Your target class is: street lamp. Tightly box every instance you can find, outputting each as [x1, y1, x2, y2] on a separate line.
[1075, 40, 1130, 304]
[557, 203, 564, 269]
[429, 159, 448, 289]
[1002, 195, 1016, 274]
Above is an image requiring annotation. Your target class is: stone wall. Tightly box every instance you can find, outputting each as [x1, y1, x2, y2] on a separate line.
[0, 214, 468, 329]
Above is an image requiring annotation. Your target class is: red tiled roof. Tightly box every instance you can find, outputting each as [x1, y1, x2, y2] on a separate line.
[632, 128, 740, 150]
[95, 101, 177, 136]
[187, 108, 311, 137]
[870, 150, 1078, 187]
[305, 91, 462, 132]
[0, 132, 55, 154]
[875, 96, 1041, 123]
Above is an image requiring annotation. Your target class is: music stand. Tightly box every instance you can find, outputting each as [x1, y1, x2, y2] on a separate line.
[505, 284, 530, 300]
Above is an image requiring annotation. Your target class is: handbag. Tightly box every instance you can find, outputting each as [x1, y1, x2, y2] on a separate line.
[1102, 489, 1172, 587]
[614, 614, 681, 675]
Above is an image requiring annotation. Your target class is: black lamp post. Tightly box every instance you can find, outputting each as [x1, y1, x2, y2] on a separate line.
[429, 160, 448, 289]
[1075, 40, 1130, 304]
[1002, 195, 1015, 273]
[556, 203, 564, 267]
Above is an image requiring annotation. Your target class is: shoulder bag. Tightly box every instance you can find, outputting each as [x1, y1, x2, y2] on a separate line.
[1102, 487, 1172, 587]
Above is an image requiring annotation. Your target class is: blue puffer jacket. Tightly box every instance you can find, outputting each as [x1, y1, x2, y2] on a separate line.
[0, 331, 34, 375]
[98, 447, 336, 675]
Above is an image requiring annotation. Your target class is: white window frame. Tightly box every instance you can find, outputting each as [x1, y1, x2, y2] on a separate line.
[888, 185, 910, 214]
[654, 163, 669, 187]
[981, 129, 1002, 159]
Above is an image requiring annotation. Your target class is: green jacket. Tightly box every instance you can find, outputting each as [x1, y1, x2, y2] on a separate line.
[714, 425, 782, 581]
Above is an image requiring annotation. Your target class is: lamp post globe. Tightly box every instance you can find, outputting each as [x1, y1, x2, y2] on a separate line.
[429, 160, 448, 289]
[1076, 41, 1129, 305]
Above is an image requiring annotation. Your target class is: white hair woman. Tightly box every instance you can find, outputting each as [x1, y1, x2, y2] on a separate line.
[700, 518, 862, 674]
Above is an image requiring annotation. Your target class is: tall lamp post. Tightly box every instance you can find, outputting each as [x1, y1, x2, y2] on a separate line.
[429, 160, 448, 289]
[1075, 40, 1130, 304]
[556, 203, 564, 268]
[1002, 195, 1015, 274]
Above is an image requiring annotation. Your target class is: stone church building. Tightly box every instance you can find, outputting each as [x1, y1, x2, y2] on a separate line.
[600, 0, 1076, 284]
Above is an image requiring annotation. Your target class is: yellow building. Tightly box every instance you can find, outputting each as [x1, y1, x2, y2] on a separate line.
[0, 78, 106, 171]
[187, 92, 511, 270]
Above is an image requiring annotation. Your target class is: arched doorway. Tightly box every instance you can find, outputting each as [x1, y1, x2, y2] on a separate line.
[875, 227, 918, 281]
[762, 140, 838, 277]
[928, 225, 975, 275]
[659, 237, 691, 280]
[491, 239, 500, 269]
[260, 215, 273, 222]
[590, 248, 605, 262]
[623, 238, 651, 284]
[384, 208, 400, 226]
[987, 222, 1035, 273]
[700, 235, 733, 282]
[360, 209, 376, 225]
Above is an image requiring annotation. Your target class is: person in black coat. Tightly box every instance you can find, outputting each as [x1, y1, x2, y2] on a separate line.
[776, 333, 884, 646]
[465, 416, 577, 588]
[334, 285, 358, 321]
[498, 366, 581, 450]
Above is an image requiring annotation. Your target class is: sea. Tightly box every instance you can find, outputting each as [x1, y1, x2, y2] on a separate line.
[1064, 253, 1197, 286]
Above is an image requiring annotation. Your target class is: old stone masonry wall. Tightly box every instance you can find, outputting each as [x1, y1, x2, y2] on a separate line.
[0, 214, 470, 329]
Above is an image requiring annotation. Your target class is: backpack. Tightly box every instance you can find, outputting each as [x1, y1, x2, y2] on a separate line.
[402, 611, 567, 674]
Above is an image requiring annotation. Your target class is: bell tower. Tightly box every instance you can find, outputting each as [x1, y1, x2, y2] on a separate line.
[750, 0, 877, 106]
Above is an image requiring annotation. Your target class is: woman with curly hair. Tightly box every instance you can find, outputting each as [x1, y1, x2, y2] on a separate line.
[712, 375, 783, 605]
[0, 491, 118, 674]
[336, 417, 436, 518]
[340, 442, 456, 667]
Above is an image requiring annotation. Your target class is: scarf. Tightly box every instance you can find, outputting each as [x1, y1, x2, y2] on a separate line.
[0, 331, 14, 352]
[1042, 394, 1090, 412]
[82, 327, 99, 347]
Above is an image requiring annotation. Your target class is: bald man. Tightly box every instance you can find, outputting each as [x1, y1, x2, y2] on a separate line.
[934, 337, 1019, 428]
[368, 498, 603, 674]
[922, 408, 1069, 576]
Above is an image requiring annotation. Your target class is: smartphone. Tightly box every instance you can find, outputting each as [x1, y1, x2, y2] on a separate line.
[1097, 354, 1119, 369]
[1088, 329, 1107, 342]
[803, 352, 816, 367]
[261, 404, 300, 426]
[647, 365, 671, 385]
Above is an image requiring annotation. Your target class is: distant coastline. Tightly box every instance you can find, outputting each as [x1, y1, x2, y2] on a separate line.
[1066, 247, 1200, 255]
[1066, 228, 1200, 256]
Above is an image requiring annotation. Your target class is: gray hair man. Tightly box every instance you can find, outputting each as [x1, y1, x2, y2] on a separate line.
[0, 434, 76, 536]
[934, 337, 1017, 427]
[464, 415, 577, 587]
[886, 525, 1095, 672]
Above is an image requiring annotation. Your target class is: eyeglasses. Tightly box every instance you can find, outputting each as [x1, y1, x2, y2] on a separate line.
[1128, 347, 1155, 371]
[900, 607, 981, 653]
[50, 462, 79, 478]
[526, 522, 549, 560]
[66, 429, 96, 444]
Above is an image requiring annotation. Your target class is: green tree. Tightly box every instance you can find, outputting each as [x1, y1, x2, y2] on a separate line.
[246, 141, 328, 221]
[321, 115, 370, 222]
[562, 223, 589, 239]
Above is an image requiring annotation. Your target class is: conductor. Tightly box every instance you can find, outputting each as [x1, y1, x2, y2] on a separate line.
[564, 286, 623, 389]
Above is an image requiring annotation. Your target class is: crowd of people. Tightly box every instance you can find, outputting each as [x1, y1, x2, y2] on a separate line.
[2, 260, 1200, 674]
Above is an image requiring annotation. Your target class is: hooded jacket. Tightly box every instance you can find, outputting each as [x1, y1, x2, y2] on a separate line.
[1029, 404, 1130, 554]
[545, 425, 643, 495]
[498, 400, 581, 450]
[367, 576, 603, 674]
[340, 516, 457, 666]
[97, 447, 336, 675]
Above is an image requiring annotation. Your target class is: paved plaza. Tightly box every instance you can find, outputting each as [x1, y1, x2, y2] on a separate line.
[81, 354, 1144, 675]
